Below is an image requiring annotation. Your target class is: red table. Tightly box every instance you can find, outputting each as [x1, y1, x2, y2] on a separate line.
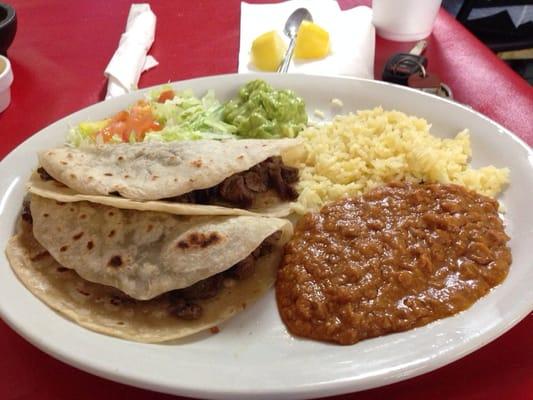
[1, 1, 532, 399]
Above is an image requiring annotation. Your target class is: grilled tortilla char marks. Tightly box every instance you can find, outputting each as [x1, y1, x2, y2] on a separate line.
[276, 183, 512, 345]
[176, 232, 222, 249]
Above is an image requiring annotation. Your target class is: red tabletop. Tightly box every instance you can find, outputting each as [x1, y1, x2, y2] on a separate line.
[1, 1, 532, 399]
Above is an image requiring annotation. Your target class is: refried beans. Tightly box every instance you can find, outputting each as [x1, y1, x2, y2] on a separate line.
[276, 183, 511, 345]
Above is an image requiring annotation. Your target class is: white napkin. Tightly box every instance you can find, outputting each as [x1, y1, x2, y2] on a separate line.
[104, 4, 158, 99]
[239, 0, 375, 79]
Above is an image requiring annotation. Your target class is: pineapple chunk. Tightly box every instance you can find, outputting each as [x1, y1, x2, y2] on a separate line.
[251, 31, 287, 72]
[294, 21, 330, 60]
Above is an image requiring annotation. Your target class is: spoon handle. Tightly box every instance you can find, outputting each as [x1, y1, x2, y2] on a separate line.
[277, 38, 296, 73]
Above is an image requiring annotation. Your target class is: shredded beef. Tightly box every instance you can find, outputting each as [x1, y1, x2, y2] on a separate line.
[218, 175, 255, 208]
[280, 165, 299, 184]
[229, 254, 256, 280]
[179, 274, 225, 300]
[21, 200, 33, 224]
[168, 230, 281, 320]
[169, 298, 203, 320]
[167, 156, 299, 208]
[244, 171, 268, 193]
[259, 231, 282, 256]
[167, 188, 216, 204]
[171, 191, 197, 204]
[37, 167, 54, 181]
[266, 159, 299, 201]
[194, 188, 217, 204]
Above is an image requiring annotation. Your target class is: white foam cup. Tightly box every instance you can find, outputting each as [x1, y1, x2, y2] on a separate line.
[0, 55, 13, 113]
[372, 0, 443, 41]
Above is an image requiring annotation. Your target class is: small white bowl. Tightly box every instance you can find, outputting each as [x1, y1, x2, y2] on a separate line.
[0, 55, 13, 112]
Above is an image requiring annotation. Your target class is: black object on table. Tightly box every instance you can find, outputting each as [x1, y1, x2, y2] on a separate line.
[0, 3, 16, 56]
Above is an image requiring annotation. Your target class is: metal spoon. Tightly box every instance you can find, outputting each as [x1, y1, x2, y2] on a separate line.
[277, 8, 313, 73]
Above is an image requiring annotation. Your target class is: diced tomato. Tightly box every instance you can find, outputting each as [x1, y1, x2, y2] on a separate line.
[95, 100, 163, 143]
[99, 128, 116, 143]
[157, 90, 175, 103]
[112, 110, 130, 123]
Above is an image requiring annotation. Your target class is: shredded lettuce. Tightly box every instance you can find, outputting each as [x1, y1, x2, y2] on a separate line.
[148, 88, 237, 141]
[67, 87, 238, 146]
[67, 120, 110, 147]
[67, 81, 309, 146]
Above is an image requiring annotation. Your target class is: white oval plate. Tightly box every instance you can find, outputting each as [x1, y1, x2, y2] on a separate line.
[0, 74, 532, 400]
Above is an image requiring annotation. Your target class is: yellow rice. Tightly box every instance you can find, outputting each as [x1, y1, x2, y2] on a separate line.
[287, 107, 509, 214]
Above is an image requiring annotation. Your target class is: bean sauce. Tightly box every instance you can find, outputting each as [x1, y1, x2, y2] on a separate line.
[276, 183, 511, 345]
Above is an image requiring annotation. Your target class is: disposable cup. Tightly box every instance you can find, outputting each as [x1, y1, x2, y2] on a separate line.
[0, 55, 13, 113]
[372, 0, 442, 42]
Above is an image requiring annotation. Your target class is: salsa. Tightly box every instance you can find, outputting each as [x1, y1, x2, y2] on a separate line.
[276, 183, 512, 345]
[95, 101, 162, 143]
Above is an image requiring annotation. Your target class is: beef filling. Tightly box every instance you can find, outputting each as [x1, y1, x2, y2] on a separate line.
[179, 274, 225, 300]
[169, 156, 299, 208]
[169, 298, 203, 320]
[168, 230, 281, 320]
[21, 200, 33, 224]
[37, 167, 54, 181]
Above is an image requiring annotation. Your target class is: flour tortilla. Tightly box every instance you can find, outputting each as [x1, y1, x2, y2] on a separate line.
[6, 221, 282, 343]
[37, 139, 302, 200]
[28, 172, 292, 217]
[30, 194, 292, 300]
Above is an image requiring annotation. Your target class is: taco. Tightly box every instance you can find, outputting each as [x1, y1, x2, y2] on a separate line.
[28, 171, 291, 217]
[6, 195, 292, 342]
[36, 139, 301, 211]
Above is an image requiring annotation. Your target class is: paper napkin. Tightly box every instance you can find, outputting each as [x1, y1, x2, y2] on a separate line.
[104, 4, 158, 99]
[239, 0, 375, 79]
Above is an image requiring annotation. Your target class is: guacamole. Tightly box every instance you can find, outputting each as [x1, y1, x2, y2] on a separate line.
[223, 80, 308, 139]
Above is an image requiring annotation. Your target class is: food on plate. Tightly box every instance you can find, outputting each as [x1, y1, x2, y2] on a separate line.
[4, 76, 516, 347]
[288, 107, 509, 213]
[313, 109, 326, 119]
[331, 98, 343, 107]
[28, 172, 287, 217]
[68, 80, 309, 145]
[222, 80, 308, 139]
[37, 139, 301, 211]
[251, 31, 287, 71]
[68, 89, 237, 146]
[294, 21, 330, 60]
[78, 100, 161, 144]
[145, 88, 237, 142]
[6, 194, 292, 342]
[277, 182, 511, 345]
[29, 194, 291, 300]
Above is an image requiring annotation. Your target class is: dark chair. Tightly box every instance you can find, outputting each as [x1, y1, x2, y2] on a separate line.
[455, 0, 533, 52]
